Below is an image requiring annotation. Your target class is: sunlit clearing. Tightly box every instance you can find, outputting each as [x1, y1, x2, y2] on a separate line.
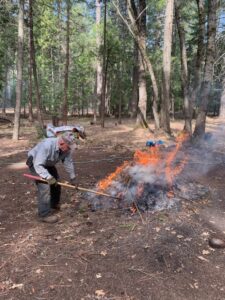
[7, 160, 26, 170]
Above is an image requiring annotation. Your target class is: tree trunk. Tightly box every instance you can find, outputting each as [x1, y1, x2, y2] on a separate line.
[128, 41, 138, 118]
[126, 0, 160, 130]
[13, 0, 24, 140]
[193, 0, 218, 138]
[190, 0, 206, 117]
[175, 0, 192, 134]
[100, 0, 107, 128]
[136, 0, 147, 127]
[62, 0, 71, 125]
[28, 21, 33, 123]
[2, 66, 8, 115]
[29, 0, 43, 128]
[161, 0, 174, 134]
[218, 70, 225, 120]
[94, 0, 102, 124]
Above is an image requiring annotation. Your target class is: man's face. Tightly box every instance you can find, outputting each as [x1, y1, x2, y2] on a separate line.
[59, 141, 70, 153]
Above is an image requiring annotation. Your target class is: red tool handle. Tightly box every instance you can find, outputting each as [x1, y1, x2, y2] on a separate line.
[23, 173, 46, 182]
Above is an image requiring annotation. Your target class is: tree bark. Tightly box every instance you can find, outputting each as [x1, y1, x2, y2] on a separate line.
[161, 0, 174, 134]
[62, 0, 71, 125]
[136, 0, 147, 127]
[190, 0, 206, 118]
[94, 0, 102, 124]
[115, 0, 160, 130]
[175, 0, 192, 134]
[28, 19, 33, 123]
[100, 0, 107, 128]
[193, 0, 218, 138]
[218, 69, 225, 120]
[29, 0, 43, 128]
[128, 41, 139, 118]
[13, 0, 24, 140]
[2, 66, 8, 115]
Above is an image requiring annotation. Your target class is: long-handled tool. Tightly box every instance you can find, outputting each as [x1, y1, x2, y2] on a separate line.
[23, 173, 121, 200]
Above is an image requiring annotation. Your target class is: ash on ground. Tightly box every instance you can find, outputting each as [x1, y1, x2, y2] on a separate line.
[88, 179, 210, 213]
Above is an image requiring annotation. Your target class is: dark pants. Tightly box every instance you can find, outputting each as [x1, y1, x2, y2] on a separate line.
[26, 157, 61, 217]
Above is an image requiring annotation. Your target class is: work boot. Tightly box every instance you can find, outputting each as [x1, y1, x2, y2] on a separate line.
[51, 204, 61, 212]
[40, 214, 59, 224]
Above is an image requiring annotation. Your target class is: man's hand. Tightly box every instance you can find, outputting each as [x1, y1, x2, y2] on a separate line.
[46, 177, 57, 185]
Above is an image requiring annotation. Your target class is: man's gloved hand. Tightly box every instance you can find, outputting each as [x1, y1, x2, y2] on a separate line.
[46, 177, 57, 185]
[70, 177, 78, 187]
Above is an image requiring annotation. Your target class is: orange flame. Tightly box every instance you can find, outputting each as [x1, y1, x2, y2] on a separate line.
[130, 203, 137, 214]
[97, 161, 129, 191]
[134, 147, 161, 166]
[165, 132, 189, 187]
[97, 131, 189, 195]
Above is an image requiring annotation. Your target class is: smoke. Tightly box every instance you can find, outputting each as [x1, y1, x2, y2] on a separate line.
[88, 127, 223, 212]
[128, 164, 165, 185]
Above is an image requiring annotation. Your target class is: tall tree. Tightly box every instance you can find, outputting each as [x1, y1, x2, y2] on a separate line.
[128, 41, 138, 117]
[28, 3, 33, 123]
[190, 0, 206, 118]
[136, 0, 148, 126]
[126, 0, 160, 130]
[100, 0, 107, 127]
[193, 0, 218, 138]
[94, 0, 102, 123]
[29, 0, 43, 127]
[13, 0, 24, 140]
[175, 0, 192, 134]
[218, 71, 225, 119]
[160, 0, 175, 134]
[62, 0, 71, 124]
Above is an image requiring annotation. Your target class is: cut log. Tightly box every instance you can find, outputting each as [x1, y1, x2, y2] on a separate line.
[0, 114, 14, 124]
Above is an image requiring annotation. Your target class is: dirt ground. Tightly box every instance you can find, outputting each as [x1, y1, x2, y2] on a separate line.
[1, 117, 225, 300]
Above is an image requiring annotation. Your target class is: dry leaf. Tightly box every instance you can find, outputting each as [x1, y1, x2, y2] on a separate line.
[154, 227, 160, 232]
[177, 235, 184, 239]
[197, 256, 209, 262]
[96, 273, 102, 278]
[100, 250, 107, 256]
[10, 283, 24, 290]
[95, 289, 106, 296]
[202, 250, 210, 255]
[201, 232, 209, 237]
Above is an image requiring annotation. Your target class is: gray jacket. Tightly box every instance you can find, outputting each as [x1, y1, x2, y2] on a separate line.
[28, 137, 75, 180]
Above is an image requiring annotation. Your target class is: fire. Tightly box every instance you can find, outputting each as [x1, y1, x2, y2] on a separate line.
[165, 132, 189, 186]
[97, 161, 129, 191]
[97, 131, 190, 197]
[134, 147, 161, 166]
[130, 202, 137, 214]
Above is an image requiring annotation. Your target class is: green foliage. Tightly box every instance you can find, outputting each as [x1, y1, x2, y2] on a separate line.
[0, 0, 223, 123]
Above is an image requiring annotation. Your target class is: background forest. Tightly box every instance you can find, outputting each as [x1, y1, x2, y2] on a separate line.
[0, 0, 224, 139]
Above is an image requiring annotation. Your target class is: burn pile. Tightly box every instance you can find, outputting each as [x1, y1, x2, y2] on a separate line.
[88, 133, 210, 213]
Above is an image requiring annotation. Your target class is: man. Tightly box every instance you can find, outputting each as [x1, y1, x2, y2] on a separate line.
[26, 132, 77, 223]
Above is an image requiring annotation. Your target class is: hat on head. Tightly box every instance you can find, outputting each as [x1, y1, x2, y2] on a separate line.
[60, 132, 75, 145]
[72, 125, 86, 139]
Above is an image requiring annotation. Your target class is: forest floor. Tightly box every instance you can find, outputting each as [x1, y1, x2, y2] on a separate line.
[1, 117, 225, 300]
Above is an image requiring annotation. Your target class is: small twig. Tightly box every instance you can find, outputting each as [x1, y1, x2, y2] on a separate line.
[128, 267, 158, 277]
[0, 258, 11, 270]
[22, 253, 31, 262]
[77, 255, 89, 263]
[39, 264, 56, 267]
[133, 202, 146, 225]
